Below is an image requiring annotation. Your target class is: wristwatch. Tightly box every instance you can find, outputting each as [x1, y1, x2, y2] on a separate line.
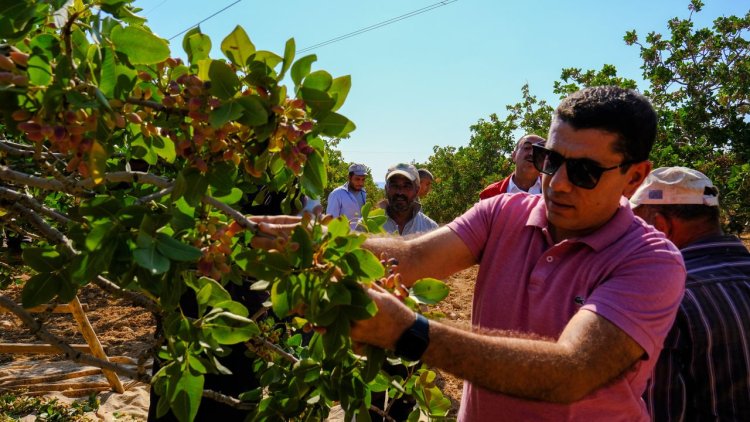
[394, 313, 430, 361]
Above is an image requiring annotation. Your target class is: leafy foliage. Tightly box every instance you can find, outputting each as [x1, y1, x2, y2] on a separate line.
[420, 84, 552, 223]
[0, 1, 449, 421]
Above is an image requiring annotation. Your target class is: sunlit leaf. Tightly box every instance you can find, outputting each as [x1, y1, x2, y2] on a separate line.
[88, 140, 107, 185]
[410, 278, 450, 305]
[110, 25, 169, 65]
[220, 25, 255, 67]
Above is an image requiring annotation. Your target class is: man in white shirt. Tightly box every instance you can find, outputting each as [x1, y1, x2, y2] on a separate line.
[325, 163, 368, 228]
[479, 134, 544, 199]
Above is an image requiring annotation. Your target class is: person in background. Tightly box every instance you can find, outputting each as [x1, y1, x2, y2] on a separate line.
[326, 163, 368, 228]
[381, 163, 438, 236]
[251, 86, 686, 420]
[631, 167, 750, 421]
[479, 134, 545, 199]
[417, 168, 434, 199]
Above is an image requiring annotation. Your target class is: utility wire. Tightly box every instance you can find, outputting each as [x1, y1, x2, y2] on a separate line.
[142, 0, 171, 16]
[168, 0, 244, 41]
[298, 0, 458, 54]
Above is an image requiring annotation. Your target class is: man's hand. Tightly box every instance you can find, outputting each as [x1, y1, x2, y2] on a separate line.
[350, 284, 417, 351]
[248, 215, 303, 249]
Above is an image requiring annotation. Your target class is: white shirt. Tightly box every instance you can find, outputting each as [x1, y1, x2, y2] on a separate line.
[507, 176, 542, 194]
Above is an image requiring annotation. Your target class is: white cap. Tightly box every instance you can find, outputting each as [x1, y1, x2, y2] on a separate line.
[385, 163, 420, 183]
[630, 167, 719, 207]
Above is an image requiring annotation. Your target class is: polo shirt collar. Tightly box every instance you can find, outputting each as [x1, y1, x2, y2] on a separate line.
[525, 196, 634, 251]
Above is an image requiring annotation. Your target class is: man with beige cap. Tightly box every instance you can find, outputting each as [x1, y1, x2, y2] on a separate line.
[631, 166, 750, 421]
[380, 163, 438, 236]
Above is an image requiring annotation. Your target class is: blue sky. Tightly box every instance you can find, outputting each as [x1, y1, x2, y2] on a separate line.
[133, 0, 747, 183]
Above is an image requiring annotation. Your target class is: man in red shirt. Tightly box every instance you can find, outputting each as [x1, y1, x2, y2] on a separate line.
[479, 134, 545, 199]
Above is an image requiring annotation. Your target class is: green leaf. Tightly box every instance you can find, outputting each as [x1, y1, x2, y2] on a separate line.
[345, 249, 384, 280]
[220, 25, 255, 67]
[110, 25, 169, 65]
[208, 60, 240, 100]
[410, 278, 450, 305]
[363, 346, 385, 383]
[291, 54, 316, 87]
[302, 70, 333, 92]
[85, 221, 114, 251]
[317, 112, 356, 137]
[21, 272, 62, 308]
[182, 168, 209, 206]
[206, 161, 237, 193]
[155, 233, 202, 262]
[194, 277, 232, 314]
[236, 95, 269, 126]
[27, 53, 52, 86]
[299, 87, 335, 115]
[204, 311, 260, 344]
[152, 135, 176, 163]
[278, 38, 295, 80]
[209, 100, 244, 128]
[22, 248, 64, 273]
[170, 371, 204, 422]
[301, 149, 326, 198]
[271, 277, 294, 318]
[133, 245, 170, 275]
[183, 28, 212, 65]
[210, 187, 243, 205]
[329, 75, 351, 112]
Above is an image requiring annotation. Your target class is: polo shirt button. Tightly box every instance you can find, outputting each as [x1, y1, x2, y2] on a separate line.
[546, 256, 554, 263]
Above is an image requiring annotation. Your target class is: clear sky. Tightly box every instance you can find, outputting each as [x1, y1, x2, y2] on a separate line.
[132, 0, 746, 183]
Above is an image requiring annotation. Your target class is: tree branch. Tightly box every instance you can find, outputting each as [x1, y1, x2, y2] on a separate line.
[0, 186, 72, 225]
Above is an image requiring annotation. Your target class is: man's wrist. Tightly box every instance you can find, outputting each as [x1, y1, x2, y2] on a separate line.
[394, 313, 430, 361]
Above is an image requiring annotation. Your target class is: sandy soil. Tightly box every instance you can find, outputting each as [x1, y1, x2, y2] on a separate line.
[0, 265, 478, 420]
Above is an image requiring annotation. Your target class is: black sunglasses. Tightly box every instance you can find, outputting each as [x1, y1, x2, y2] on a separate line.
[531, 144, 631, 190]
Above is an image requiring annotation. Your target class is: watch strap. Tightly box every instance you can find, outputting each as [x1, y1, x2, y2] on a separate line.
[394, 313, 430, 361]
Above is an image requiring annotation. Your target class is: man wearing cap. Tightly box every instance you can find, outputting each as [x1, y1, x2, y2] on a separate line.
[631, 167, 750, 421]
[380, 163, 438, 236]
[417, 168, 434, 199]
[326, 163, 369, 229]
[479, 134, 545, 200]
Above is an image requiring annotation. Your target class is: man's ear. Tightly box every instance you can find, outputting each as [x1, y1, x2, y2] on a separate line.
[623, 160, 652, 198]
[652, 212, 672, 238]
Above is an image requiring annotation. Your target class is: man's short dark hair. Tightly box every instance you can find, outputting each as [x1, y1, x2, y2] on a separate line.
[555, 86, 657, 165]
[641, 203, 721, 227]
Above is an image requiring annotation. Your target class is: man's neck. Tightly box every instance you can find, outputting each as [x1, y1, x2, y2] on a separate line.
[387, 205, 416, 232]
[511, 173, 537, 192]
[673, 219, 723, 249]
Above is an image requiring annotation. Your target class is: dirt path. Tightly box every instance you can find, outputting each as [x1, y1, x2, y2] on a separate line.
[0, 266, 479, 420]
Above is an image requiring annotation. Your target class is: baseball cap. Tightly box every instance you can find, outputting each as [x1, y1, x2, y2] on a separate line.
[417, 168, 434, 181]
[386, 163, 420, 183]
[630, 167, 719, 207]
[348, 163, 368, 176]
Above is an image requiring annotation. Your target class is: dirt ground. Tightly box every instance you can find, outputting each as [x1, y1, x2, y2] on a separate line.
[0, 264, 478, 420]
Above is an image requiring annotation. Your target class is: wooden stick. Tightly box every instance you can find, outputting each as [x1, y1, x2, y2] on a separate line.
[69, 296, 124, 393]
[0, 343, 91, 354]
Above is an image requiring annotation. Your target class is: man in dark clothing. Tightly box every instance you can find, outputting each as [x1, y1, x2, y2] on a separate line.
[633, 167, 750, 421]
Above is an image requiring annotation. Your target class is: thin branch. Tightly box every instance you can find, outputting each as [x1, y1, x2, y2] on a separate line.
[202, 389, 254, 410]
[0, 186, 72, 225]
[0, 139, 64, 159]
[10, 202, 74, 250]
[92, 276, 160, 314]
[136, 186, 174, 205]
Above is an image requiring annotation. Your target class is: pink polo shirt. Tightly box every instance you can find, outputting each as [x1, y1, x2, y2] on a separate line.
[447, 193, 685, 421]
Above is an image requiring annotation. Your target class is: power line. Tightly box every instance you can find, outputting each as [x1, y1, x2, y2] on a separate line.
[142, 0, 171, 16]
[298, 0, 458, 54]
[168, 0, 244, 41]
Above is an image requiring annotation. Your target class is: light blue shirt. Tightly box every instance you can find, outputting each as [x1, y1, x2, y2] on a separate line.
[381, 204, 438, 236]
[326, 182, 366, 228]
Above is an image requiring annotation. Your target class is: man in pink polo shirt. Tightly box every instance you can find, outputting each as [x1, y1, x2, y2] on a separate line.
[253, 86, 686, 420]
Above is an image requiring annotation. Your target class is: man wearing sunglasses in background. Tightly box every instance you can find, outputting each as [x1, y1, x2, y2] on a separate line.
[252, 86, 685, 420]
[479, 134, 545, 199]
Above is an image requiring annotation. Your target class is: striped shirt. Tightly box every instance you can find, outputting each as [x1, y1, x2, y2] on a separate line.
[645, 234, 750, 421]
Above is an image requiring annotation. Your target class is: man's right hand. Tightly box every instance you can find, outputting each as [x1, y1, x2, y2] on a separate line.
[249, 215, 303, 249]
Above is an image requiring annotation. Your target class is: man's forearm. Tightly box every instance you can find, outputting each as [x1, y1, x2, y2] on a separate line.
[362, 227, 475, 287]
